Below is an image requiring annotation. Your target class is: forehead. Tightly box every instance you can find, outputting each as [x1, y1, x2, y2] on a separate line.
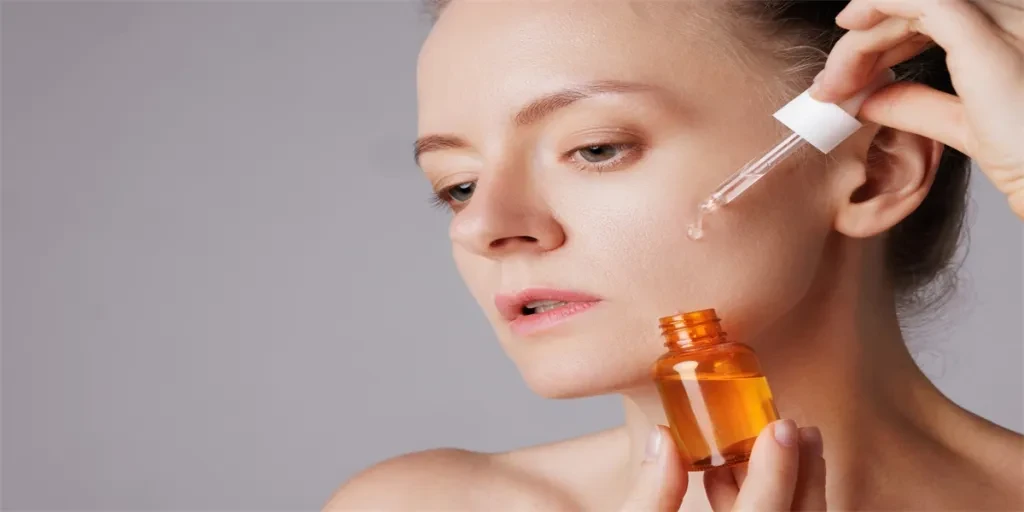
[415, 0, 749, 130]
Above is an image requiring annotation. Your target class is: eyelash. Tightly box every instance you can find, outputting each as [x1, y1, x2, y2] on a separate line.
[429, 181, 472, 211]
[428, 142, 643, 211]
[429, 188, 455, 210]
[565, 142, 641, 172]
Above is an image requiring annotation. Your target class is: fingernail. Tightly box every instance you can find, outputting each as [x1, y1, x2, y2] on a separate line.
[808, 81, 823, 99]
[809, 70, 828, 99]
[774, 419, 798, 447]
[644, 427, 663, 462]
[799, 426, 824, 457]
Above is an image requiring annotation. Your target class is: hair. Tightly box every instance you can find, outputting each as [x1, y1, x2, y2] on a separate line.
[422, 0, 971, 315]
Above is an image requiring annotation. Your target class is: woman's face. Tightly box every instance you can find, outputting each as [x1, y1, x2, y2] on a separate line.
[416, 0, 836, 397]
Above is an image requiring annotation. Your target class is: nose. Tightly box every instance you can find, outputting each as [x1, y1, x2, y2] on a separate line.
[449, 173, 566, 259]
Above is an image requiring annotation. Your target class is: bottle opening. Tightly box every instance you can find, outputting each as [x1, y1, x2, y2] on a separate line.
[658, 308, 726, 346]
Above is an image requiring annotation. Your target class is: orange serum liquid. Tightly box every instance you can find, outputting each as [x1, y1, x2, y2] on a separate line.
[651, 308, 779, 471]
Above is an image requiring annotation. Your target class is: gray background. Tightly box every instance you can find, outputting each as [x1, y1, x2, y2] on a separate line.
[2, 2, 1021, 511]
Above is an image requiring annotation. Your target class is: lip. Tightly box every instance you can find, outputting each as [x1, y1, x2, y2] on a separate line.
[494, 288, 603, 336]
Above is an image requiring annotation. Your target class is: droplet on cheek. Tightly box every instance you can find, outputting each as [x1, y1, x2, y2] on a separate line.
[686, 197, 722, 242]
[686, 224, 704, 241]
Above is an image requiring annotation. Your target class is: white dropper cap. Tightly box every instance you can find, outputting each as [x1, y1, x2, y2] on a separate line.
[773, 68, 897, 153]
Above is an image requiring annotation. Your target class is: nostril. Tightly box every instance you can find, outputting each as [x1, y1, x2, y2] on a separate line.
[490, 236, 538, 249]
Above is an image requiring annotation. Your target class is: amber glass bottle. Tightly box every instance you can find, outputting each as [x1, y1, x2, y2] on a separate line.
[651, 308, 779, 471]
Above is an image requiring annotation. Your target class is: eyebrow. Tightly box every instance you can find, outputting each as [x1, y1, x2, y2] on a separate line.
[514, 80, 656, 126]
[413, 80, 659, 164]
[414, 134, 469, 165]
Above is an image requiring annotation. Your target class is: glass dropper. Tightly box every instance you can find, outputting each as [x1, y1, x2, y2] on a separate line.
[687, 68, 897, 241]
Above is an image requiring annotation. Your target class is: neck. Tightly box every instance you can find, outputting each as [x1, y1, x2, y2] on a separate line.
[619, 243, 960, 508]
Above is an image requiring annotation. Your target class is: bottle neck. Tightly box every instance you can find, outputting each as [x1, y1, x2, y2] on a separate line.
[659, 310, 728, 349]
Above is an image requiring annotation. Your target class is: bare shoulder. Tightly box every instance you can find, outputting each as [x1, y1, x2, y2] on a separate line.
[322, 447, 580, 511]
[978, 423, 1024, 507]
[324, 428, 627, 512]
[323, 449, 482, 511]
[953, 414, 1024, 509]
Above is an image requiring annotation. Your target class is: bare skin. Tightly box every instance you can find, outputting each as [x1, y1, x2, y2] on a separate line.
[329, 327, 1023, 510]
[327, 0, 1024, 510]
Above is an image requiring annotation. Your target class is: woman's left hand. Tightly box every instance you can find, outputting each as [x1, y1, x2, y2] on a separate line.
[619, 420, 826, 511]
[810, 0, 1024, 219]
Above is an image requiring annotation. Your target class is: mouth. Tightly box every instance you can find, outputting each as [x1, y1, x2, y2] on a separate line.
[494, 288, 602, 336]
[520, 299, 572, 316]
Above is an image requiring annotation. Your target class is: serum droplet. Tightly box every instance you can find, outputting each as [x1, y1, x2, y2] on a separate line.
[687, 196, 722, 242]
[687, 223, 704, 241]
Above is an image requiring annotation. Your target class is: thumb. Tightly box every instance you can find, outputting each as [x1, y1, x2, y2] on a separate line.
[731, 419, 801, 511]
[858, 81, 967, 155]
[619, 426, 688, 512]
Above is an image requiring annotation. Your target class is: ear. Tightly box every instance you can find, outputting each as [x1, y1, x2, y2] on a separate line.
[830, 126, 944, 238]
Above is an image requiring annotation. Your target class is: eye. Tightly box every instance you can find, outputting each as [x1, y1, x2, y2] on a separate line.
[430, 181, 476, 211]
[566, 142, 641, 171]
[447, 182, 475, 202]
[575, 144, 621, 163]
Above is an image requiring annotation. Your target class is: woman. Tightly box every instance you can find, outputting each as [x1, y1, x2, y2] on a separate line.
[328, 0, 1024, 510]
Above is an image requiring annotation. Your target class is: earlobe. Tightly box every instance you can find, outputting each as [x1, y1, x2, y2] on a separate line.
[832, 127, 944, 239]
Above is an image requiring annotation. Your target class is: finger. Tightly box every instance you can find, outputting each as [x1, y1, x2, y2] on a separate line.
[858, 81, 969, 154]
[875, 34, 935, 70]
[792, 427, 828, 511]
[831, 0, 1014, 32]
[836, 0, 891, 30]
[619, 426, 688, 512]
[731, 419, 801, 512]
[980, 0, 1024, 38]
[856, 0, 1016, 65]
[812, 16, 925, 102]
[816, 0, 1019, 103]
[704, 468, 738, 512]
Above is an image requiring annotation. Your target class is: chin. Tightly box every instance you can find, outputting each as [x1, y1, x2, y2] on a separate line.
[503, 332, 662, 399]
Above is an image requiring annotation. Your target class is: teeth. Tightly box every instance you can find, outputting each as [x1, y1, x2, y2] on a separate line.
[526, 300, 566, 308]
[523, 300, 568, 314]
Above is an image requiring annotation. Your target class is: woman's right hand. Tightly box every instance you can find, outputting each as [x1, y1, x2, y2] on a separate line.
[620, 419, 827, 511]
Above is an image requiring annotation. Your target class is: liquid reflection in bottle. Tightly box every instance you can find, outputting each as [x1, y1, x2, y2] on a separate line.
[651, 308, 780, 470]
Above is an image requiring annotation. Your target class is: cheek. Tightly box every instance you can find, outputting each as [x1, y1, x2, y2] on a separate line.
[551, 158, 831, 336]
